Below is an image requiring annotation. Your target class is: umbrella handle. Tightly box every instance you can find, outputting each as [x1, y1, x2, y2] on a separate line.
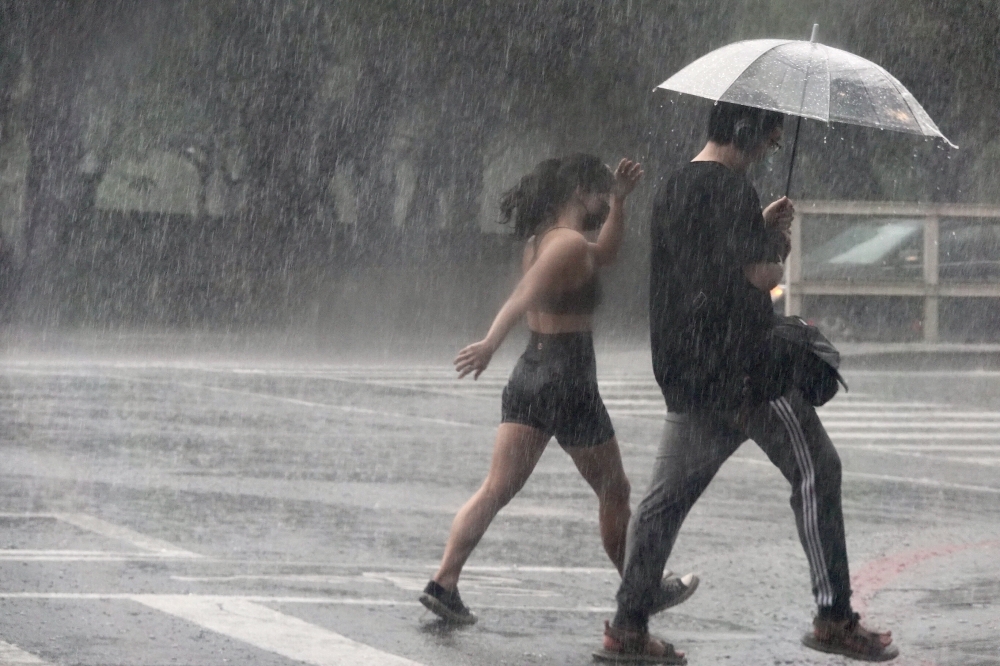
[784, 114, 803, 197]
[785, 25, 816, 197]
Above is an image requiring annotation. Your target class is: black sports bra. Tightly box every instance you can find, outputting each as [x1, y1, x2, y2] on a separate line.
[530, 228, 602, 315]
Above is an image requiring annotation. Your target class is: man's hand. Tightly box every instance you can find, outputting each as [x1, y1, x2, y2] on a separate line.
[777, 226, 792, 259]
[763, 196, 795, 231]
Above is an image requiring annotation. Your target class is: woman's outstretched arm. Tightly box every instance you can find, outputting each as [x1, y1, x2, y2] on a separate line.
[592, 159, 643, 267]
[454, 234, 588, 379]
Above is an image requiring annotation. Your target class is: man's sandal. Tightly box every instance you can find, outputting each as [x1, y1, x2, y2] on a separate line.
[593, 620, 686, 664]
[802, 613, 898, 662]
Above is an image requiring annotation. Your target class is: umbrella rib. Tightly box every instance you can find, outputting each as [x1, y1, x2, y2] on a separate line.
[880, 69, 952, 144]
[791, 41, 821, 119]
[856, 71, 886, 132]
[717, 40, 793, 102]
[824, 45, 832, 121]
[878, 70, 921, 132]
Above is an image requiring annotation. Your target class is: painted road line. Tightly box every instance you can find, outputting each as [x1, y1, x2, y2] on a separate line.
[844, 370, 1000, 377]
[132, 595, 425, 666]
[0, 640, 51, 665]
[826, 426, 1000, 442]
[460, 565, 615, 574]
[114, 376, 483, 429]
[0, 592, 762, 638]
[170, 574, 381, 584]
[0, 550, 196, 562]
[358, 573, 561, 597]
[819, 421, 1000, 428]
[0, 512, 201, 558]
[331, 386, 499, 400]
[731, 457, 1000, 494]
[52, 512, 202, 557]
[827, 426, 999, 435]
[172, 566, 619, 583]
[607, 405, 951, 412]
[842, 470, 1000, 494]
[832, 448, 1000, 467]
[607, 409, 666, 417]
[351, 378, 507, 386]
[611, 408, 975, 419]
[0, 369, 482, 429]
[837, 443, 1000, 451]
[818, 411, 1000, 418]
[812, 401, 942, 408]
[906, 456, 1000, 466]
[0, 593, 413, 603]
[95, 375, 473, 429]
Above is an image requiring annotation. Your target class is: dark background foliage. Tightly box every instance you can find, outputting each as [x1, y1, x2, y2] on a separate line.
[0, 0, 996, 338]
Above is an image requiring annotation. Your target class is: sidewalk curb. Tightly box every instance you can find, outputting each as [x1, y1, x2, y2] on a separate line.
[839, 343, 1000, 370]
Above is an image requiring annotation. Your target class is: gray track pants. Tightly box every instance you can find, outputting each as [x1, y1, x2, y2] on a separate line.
[613, 389, 852, 631]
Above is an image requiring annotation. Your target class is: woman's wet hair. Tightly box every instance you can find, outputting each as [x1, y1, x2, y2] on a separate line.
[498, 154, 613, 238]
[707, 101, 784, 152]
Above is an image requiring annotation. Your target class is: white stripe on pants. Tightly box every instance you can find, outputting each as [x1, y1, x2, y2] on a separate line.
[771, 396, 835, 607]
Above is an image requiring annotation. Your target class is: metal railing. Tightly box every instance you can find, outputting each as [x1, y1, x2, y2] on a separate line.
[786, 201, 1000, 342]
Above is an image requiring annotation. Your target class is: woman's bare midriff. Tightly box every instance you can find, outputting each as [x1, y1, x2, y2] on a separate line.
[526, 311, 592, 334]
[522, 233, 595, 334]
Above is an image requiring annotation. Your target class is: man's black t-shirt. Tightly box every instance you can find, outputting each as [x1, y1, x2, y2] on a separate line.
[649, 161, 785, 412]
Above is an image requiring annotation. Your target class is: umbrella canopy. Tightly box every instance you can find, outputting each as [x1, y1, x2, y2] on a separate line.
[656, 33, 955, 147]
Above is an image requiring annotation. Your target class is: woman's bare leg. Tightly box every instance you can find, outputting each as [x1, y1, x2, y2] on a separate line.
[433, 423, 551, 590]
[566, 437, 631, 574]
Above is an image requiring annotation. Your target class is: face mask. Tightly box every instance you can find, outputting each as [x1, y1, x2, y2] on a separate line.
[763, 137, 782, 170]
[583, 200, 611, 231]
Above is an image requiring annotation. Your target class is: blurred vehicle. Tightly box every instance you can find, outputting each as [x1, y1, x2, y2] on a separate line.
[773, 218, 1000, 341]
[802, 219, 923, 282]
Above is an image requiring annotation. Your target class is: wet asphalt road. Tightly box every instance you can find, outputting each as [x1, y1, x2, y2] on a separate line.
[0, 341, 998, 665]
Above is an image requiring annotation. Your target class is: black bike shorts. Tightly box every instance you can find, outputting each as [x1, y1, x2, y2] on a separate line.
[501, 331, 615, 448]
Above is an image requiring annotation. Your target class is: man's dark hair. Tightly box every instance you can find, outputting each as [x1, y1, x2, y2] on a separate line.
[707, 101, 784, 153]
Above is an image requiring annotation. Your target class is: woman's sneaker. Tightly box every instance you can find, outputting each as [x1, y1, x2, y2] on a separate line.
[419, 581, 477, 625]
[649, 573, 700, 615]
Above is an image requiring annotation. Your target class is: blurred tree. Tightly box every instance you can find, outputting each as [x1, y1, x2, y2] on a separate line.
[2, 0, 998, 329]
[0, 0, 23, 151]
[20, 1, 143, 323]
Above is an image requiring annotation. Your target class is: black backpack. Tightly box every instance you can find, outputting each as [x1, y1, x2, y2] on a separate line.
[767, 315, 848, 406]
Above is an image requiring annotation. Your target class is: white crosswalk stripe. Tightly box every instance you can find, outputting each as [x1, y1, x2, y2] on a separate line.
[295, 366, 1000, 466]
[135, 596, 425, 666]
[0, 640, 51, 665]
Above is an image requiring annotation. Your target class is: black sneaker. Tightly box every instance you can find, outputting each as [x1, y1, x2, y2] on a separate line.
[649, 573, 699, 615]
[419, 580, 477, 625]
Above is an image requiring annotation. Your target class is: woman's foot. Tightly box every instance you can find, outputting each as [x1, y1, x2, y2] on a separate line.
[593, 620, 686, 664]
[419, 580, 477, 625]
[802, 613, 898, 661]
[649, 572, 699, 614]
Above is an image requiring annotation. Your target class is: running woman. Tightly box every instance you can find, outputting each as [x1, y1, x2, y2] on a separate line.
[420, 154, 698, 625]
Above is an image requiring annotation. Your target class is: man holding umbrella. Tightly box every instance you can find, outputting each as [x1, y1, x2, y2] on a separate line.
[593, 100, 897, 663]
[594, 25, 955, 662]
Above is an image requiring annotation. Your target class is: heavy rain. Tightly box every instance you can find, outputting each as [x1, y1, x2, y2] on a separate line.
[0, 1, 998, 664]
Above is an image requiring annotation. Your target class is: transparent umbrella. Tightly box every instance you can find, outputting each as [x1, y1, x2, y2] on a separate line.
[656, 24, 957, 195]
